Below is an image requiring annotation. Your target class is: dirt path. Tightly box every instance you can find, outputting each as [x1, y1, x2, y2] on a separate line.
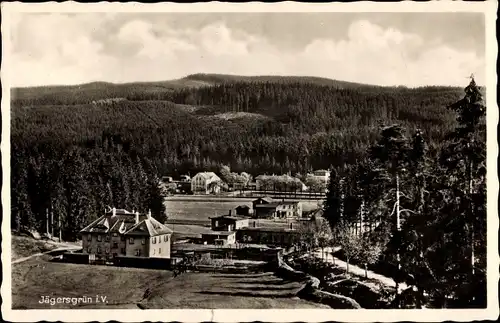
[12, 245, 81, 265]
[312, 247, 407, 292]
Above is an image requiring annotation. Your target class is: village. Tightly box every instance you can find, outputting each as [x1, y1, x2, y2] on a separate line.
[67, 168, 332, 270]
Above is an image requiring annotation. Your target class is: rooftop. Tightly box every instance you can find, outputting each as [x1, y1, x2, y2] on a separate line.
[209, 215, 249, 221]
[254, 201, 300, 208]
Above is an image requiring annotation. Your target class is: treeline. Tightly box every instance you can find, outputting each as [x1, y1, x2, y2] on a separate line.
[11, 77, 464, 241]
[323, 78, 486, 308]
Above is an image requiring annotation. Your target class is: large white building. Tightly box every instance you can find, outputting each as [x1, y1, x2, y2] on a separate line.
[191, 172, 223, 194]
[80, 208, 173, 261]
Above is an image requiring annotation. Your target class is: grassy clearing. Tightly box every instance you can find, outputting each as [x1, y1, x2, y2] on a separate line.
[12, 258, 327, 309]
[164, 198, 322, 223]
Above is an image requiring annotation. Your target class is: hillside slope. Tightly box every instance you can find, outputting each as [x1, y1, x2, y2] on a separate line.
[10, 73, 465, 237]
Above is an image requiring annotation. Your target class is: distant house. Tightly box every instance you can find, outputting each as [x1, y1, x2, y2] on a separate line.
[209, 213, 249, 231]
[201, 232, 236, 246]
[80, 208, 173, 262]
[191, 172, 223, 194]
[253, 200, 303, 219]
[252, 197, 274, 209]
[235, 205, 251, 217]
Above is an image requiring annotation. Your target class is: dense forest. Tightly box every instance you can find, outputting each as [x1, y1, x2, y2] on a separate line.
[11, 74, 464, 238]
[323, 77, 486, 308]
[10, 73, 487, 308]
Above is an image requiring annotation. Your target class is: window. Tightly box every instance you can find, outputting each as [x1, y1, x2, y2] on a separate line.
[129, 237, 134, 244]
[120, 248, 126, 254]
[105, 248, 110, 254]
[97, 247, 101, 254]
[135, 249, 141, 256]
[87, 234, 91, 241]
[159, 248, 161, 254]
[105, 235, 110, 242]
[164, 235, 168, 242]
[97, 235, 102, 242]
[153, 237, 156, 244]
[113, 242, 118, 248]
[142, 238, 146, 245]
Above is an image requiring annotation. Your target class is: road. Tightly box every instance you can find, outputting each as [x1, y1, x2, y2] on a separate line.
[12, 245, 81, 265]
[312, 247, 407, 291]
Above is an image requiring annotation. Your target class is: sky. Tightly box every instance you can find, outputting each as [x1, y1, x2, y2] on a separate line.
[9, 12, 486, 87]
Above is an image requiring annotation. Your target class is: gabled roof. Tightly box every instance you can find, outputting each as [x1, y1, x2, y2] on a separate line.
[124, 217, 173, 237]
[80, 210, 143, 234]
[253, 197, 274, 204]
[210, 215, 248, 221]
[255, 201, 300, 208]
[193, 172, 221, 181]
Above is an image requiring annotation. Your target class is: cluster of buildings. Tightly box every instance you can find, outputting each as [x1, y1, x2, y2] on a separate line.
[79, 196, 311, 264]
[163, 169, 331, 195]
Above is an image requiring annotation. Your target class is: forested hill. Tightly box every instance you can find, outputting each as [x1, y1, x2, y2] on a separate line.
[11, 74, 464, 237]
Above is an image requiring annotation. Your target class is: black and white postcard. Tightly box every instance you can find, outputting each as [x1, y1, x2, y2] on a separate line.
[1, 1, 498, 322]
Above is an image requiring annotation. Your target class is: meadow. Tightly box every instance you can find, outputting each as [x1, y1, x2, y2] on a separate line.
[12, 256, 327, 309]
[164, 197, 324, 223]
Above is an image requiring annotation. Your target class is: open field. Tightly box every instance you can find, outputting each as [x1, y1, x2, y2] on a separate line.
[164, 197, 323, 223]
[12, 257, 327, 309]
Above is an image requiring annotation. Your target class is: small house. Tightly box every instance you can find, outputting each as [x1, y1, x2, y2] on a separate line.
[201, 232, 236, 246]
[210, 212, 249, 231]
[253, 201, 303, 219]
[252, 197, 274, 209]
[191, 172, 223, 194]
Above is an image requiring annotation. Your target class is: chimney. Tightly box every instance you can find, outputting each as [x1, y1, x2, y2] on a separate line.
[148, 209, 152, 219]
[112, 207, 116, 216]
[135, 212, 139, 224]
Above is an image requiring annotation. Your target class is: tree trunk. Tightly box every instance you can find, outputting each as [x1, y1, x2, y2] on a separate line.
[360, 199, 364, 236]
[46, 208, 49, 236]
[59, 213, 62, 242]
[469, 161, 475, 276]
[50, 207, 54, 237]
[395, 174, 401, 300]
[365, 263, 368, 278]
